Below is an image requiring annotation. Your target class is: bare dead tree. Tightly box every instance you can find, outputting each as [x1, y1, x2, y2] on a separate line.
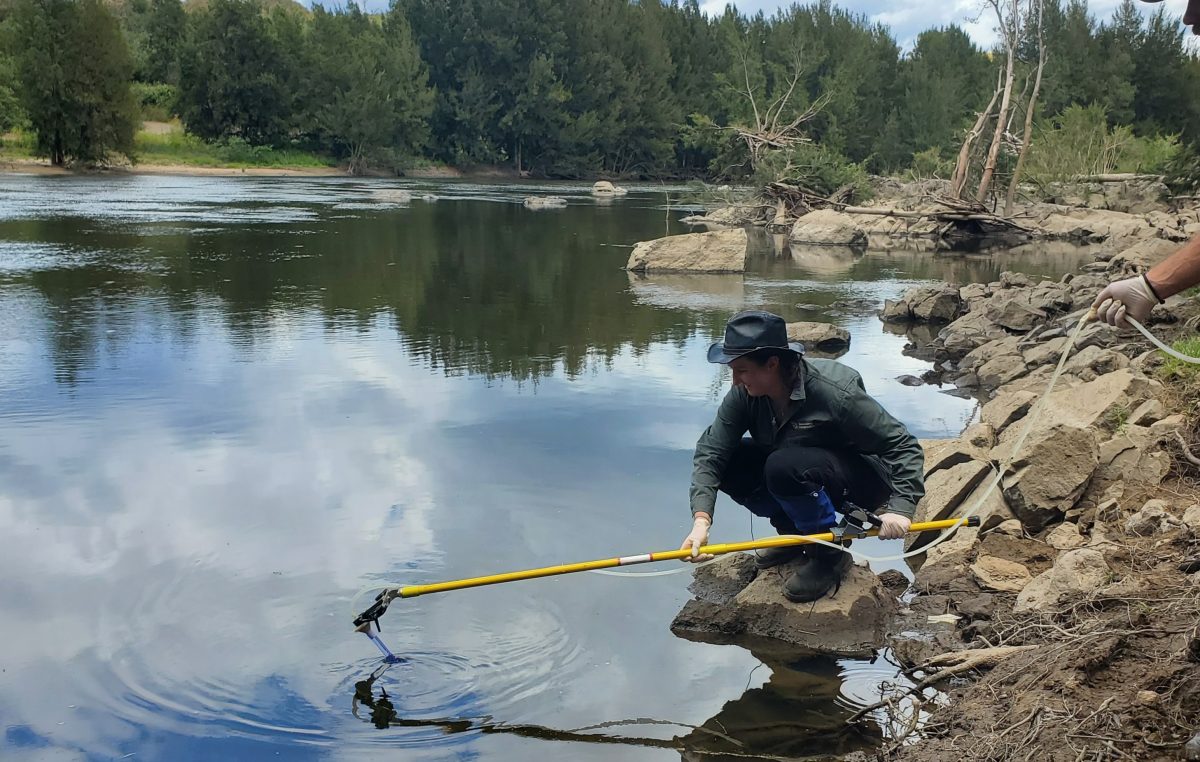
[977, 0, 1022, 202]
[727, 45, 832, 171]
[1005, 0, 1047, 216]
[951, 70, 1004, 199]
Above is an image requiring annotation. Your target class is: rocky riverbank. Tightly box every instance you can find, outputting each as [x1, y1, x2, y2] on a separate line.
[666, 202, 1200, 757]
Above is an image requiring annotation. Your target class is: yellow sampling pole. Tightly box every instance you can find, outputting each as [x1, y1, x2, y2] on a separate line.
[353, 516, 979, 641]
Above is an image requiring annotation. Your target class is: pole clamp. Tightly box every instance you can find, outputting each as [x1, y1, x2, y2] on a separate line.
[829, 507, 883, 543]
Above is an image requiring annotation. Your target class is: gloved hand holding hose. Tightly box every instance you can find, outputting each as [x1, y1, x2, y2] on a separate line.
[1090, 274, 1162, 328]
[1090, 233, 1200, 327]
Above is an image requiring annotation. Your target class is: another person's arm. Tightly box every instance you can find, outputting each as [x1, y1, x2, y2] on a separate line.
[682, 388, 749, 561]
[1092, 234, 1200, 327]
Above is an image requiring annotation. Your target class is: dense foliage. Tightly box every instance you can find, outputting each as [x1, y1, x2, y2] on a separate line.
[1, 0, 1198, 177]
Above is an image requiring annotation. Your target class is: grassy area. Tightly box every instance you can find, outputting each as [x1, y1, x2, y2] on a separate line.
[0, 130, 37, 160]
[1160, 336, 1200, 382]
[1, 127, 336, 169]
[133, 130, 335, 169]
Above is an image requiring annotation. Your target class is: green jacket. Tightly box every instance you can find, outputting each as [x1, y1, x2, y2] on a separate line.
[690, 358, 925, 520]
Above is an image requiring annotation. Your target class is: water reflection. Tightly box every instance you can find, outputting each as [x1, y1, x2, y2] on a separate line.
[0, 174, 1096, 760]
[343, 633, 885, 760]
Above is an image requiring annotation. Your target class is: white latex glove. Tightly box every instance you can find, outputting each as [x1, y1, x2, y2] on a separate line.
[680, 516, 712, 562]
[1091, 275, 1160, 329]
[878, 513, 911, 540]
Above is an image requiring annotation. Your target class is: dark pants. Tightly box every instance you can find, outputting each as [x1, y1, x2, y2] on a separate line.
[718, 439, 892, 534]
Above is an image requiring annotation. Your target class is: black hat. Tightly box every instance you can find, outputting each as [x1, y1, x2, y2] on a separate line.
[707, 310, 805, 364]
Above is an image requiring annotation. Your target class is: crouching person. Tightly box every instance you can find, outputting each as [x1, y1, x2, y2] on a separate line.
[681, 310, 926, 602]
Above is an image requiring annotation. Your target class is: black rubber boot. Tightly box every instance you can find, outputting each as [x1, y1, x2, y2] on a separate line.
[754, 516, 807, 569]
[783, 542, 852, 603]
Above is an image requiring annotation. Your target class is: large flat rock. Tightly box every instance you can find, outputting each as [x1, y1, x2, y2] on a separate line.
[625, 228, 748, 273]
[671, 553, 897, 657]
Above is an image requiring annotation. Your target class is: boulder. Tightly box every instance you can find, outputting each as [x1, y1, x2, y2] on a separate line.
[786, 321, 850, 350]
[523, 195, 568, 209]
[1014, 548, 1111, 613]
[681, 205, 764, 227]
[991, 519, 1025, 537]
[962, 423, 997, 449]
[1097, 426, 1172, 486]
[1128, 399, 1165, 426]
[1108, 237, 1178, 273]
[998, 424, 1099, 532]
[1183, 504, 1200, 533]
[977, 353, 1030, 389]
[591, 180, 627, 196]
[1023, 336, 1070, 368]
[981, 390, 1038, 434]
[961, 335, 1023, 372]
[986, 295, 1049, 332]
[920, 438, 988, 476]
[670, 554, 897, 657]
[625, 228, 748, 273]
[993, 370, 1162, 453]
[1062, 346, 1130, 381]
[906, 461, 994, 552]
[1045, 522, 1087, 550]
[1125, 498, 1181, 536]
[790, 209, 867, 247]
[923, 524, 980, 569]
[938, 312, 1009, 358]
[971, 555, 1033, 593]
[1037, 208, 1155, 241]
[911, 285, 964, 323]
[880, 284, 962, 324]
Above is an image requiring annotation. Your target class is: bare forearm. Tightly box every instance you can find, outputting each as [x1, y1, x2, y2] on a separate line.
[1147, 234, 1200, 299]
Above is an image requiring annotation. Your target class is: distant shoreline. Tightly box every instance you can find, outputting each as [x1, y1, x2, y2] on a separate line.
[0, 157, 559, 181]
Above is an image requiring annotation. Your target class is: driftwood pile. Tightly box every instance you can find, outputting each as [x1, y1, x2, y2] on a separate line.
[763, 181, 1033, 241]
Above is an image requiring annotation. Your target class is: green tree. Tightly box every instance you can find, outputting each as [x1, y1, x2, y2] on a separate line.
[12, 0, 138, 165]
[143, 0, 186, 85]
[879, 25, 993, 170]
[304, 4, 432, 172]
[177, 0, 295, 145]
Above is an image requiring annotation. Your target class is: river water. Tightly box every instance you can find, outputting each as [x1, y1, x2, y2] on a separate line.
[0, 175, 1093, 760]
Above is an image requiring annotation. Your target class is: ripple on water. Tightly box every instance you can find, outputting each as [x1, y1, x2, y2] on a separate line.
[68, 564, 585, 753]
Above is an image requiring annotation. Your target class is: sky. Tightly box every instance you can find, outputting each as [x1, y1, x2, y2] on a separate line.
[697, 0, 1195, 50]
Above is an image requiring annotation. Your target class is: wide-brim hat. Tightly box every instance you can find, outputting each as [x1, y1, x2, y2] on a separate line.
[707, 310, 805, 364]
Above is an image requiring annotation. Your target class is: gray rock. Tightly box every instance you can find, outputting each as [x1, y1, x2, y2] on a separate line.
[1127, 399, 1165, 426]
[911, 285, 963, 323]
[790, 209, 867, 247]
[1044, 522, 1087, 550]
[971, 555, 1033, 592]
[671, 554, 897, 657]
[938, 311, 1009, 358]
[999, 424, 1099, 532]
[1183, 504, 1200, 533]
[880, 299, 911, 323]
[785, 321, 850, 350]
[981, 390, 1038, 433]
[625, 228, 748, 273]
[986, 295, 1049, 331]
[977, 354, 1030, 389]
[1124, 498, 1180, 536]
[1014, 548, 1110, 613]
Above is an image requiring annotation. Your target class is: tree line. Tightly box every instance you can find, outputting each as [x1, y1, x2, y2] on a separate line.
[0, 0, 1198, 183]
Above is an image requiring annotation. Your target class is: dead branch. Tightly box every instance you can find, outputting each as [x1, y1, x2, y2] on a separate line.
[848, 646, 1038, 723]
[952, 74, 1003, 199]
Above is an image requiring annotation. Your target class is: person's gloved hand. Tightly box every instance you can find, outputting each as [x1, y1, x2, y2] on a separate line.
[680, 516, 712, 562]
[878, 513, 911, 540]
[1091, 275, 1161, 328]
